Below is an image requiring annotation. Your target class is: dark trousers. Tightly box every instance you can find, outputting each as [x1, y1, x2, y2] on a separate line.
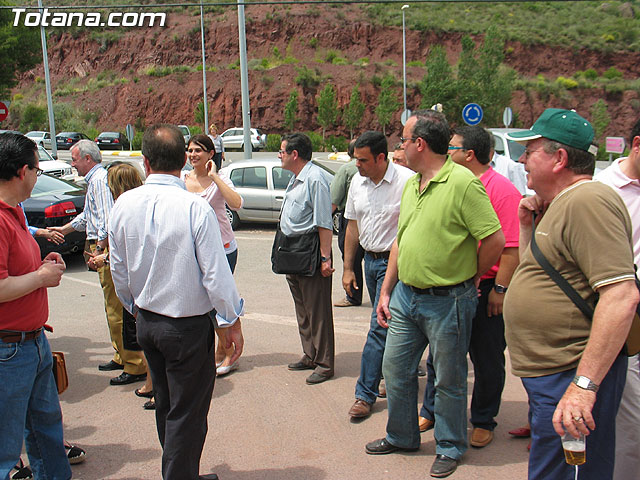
[522, 353, 627, 480]
[137, 309, 216, 480]
[286, 270, 335, 376]
[337, 212, 364, 305]
[420, 279, 506, 430]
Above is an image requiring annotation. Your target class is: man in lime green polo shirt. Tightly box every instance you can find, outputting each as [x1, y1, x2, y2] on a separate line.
[365, 111, 505, 478]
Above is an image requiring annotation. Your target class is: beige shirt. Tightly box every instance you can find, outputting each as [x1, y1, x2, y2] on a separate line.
[504, 181, 635, 377]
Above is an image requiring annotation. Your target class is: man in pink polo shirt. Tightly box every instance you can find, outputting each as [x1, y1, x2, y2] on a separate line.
[418, 126, 522, 449]
[595, 117, 640, 480]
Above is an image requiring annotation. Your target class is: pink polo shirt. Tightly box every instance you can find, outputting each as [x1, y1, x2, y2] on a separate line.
[596, 158, 640, 270]
[480, 167, 521, 280]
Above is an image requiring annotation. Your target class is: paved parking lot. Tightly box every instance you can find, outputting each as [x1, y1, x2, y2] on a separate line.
[45, 227, 530, 480]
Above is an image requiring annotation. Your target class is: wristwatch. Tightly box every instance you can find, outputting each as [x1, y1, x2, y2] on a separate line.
[493, 284, 508, 294]
[572, 375, 599, 392]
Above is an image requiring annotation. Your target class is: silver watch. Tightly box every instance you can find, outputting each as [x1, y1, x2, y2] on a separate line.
[572, 375, 599, 392]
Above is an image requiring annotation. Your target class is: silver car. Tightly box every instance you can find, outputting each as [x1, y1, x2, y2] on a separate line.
[220, 127, 267, 151]
[220, 158, 334, 230]
[26, 130, 52, 149]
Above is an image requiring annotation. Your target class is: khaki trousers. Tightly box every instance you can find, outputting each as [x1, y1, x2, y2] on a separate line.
[93, 245, 145, 375]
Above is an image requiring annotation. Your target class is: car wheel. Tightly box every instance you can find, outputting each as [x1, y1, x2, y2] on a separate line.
[332, 211, 341, 235]
[226, 206, 240, 230]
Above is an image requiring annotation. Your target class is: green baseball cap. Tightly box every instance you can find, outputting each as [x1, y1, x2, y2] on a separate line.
[506, 108, 598, 155]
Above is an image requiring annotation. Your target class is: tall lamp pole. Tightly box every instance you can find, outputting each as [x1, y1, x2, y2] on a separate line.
[200, 3, 209, 134]
[401, 4, 410, 115]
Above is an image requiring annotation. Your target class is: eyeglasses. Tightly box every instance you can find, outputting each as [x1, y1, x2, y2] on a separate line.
[400, 137, 418, 144]
[278, 149, 288, 155]
[448, 145, 464, 151]
[523, 147, 546, 159]
[33, 167, 44, 176]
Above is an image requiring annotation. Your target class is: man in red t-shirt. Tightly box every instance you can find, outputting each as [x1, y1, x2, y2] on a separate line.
[0, 133, 70, 480]
[418, 126, 522, 449]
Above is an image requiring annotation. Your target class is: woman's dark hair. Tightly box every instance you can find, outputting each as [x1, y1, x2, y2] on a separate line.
[188, 134, 216, 154]
[0, 133, 38, 181]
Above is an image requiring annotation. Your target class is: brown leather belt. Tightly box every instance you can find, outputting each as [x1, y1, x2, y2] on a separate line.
[0, 328, 43, 343]
[365, 250, 390, 260]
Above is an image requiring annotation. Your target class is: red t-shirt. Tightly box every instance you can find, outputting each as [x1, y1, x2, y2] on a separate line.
[479, 168, 521, 280]
[0, 200, 48, 331]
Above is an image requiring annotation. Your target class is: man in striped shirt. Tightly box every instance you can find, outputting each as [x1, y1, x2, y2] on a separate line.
[51, 140, 145, 385]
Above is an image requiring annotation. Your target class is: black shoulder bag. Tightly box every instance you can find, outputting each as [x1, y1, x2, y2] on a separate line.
[530, 212, 640, 356]
[271, 223, 320, 276]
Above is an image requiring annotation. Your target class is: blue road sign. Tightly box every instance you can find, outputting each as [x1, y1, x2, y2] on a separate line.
[462, 103, 483, 126]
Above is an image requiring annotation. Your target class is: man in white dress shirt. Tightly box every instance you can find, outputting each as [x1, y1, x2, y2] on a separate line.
[109, 124, 244, 480]
[344, 131, 414, 419]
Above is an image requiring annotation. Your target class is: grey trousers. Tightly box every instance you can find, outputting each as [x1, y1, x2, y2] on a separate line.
[137, 309, 215, 480]
[286, 270, 335, 376]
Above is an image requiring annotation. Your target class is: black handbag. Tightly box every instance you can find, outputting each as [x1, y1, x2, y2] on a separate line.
[271, 224, 320, 276]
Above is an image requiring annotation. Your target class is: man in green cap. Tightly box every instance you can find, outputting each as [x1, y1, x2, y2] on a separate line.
[503, 109, 638, 479]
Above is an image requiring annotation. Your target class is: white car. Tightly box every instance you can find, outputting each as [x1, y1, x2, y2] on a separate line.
[178, 125, 191, 147]
[220, 127, 267, 151]
[26, 130, 52, 149]
[488, 128, 527, 162]
[39, 145, 77, 182]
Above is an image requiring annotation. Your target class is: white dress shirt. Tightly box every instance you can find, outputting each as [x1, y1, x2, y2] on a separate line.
[108, 174, 244, 327]
[344, 162, 414, 252]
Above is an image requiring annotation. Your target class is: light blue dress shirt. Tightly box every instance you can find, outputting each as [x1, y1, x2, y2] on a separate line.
[279, 161, 332, 236]
[108, 174, 244, 327]
[71, 163, 113, 240]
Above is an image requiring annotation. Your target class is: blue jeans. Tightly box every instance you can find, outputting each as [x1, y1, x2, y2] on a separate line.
[420, 279, 506, 430]
[522, 353, 627, 480]
[383, 280, 477, 460]
[0, 333, 70, 480]
[354, 254, 389, 404]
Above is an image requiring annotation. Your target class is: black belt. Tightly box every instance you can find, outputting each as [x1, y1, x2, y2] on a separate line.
[0, 328, 42, 343]
[409, 279, 473, 296]
[365, 250, 390, 260]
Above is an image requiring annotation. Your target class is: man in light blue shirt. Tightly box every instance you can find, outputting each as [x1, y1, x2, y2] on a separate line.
[278, 133, 335, 385]
[109, 124, 244, 480]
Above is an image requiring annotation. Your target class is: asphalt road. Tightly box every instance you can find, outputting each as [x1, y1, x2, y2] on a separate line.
[44, 226, 531, 480]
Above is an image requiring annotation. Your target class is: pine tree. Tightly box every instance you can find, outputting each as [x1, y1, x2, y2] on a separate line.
[343, 84, 365, 140]
[317, 83, 338, 143]
[284, 89, 299, 131]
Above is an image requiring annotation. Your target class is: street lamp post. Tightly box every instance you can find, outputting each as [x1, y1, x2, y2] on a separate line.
[401, 4, 410, 116]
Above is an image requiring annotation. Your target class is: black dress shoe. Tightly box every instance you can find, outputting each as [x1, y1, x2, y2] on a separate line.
[98, 360, 124, 371]
[287, 360, 314, 371]
[430, 454, 458, 478]
[305, 372, 333, 385]
[365, 437, 419, 455]
[110, 372, 147, 385]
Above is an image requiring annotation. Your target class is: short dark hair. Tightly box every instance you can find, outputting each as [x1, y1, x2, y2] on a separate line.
[630, 117, 640, 146]
[0, 133, 38, 181]
[354, 131, 388, 160]
[543, 139, 595, 175]
[411, 112, 450, 155]
[142, 124, 186, 172]
[188, 134, 216, 154]
[282, 133, 312, 161]
[453, 126, 492, 165]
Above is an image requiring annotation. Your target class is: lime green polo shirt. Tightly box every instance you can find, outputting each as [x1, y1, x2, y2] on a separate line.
[397, 159, 501, 288]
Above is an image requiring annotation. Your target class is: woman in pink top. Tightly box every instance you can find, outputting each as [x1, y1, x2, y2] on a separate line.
[183, 134, 244, 376]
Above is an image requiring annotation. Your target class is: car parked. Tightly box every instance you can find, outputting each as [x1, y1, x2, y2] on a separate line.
[220, 127, 267, 151]
[56, 131, 90, 150]
[488, 128, 527, 162]
[22, 173, 86, 257]
[220, 158, 335, 230]
[39, 145, 77, 182]
[95, 131, 130, 150]
[26, 130, 52, 149]
[178, 125, 191, 147]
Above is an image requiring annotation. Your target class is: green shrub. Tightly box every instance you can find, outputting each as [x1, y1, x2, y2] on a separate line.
[309, 37, 318, 49]
[295, 66, 320, 89]
[603, 67, 623, 79]
[266, 134, 282, 152]
[305, 131, 324, 152]
[355, 57, 370, 67]
[556, 76, 579, 89]
[132, 131, 144, 150]
[407, 60, 424, 67]
[327, 135, 349, 152]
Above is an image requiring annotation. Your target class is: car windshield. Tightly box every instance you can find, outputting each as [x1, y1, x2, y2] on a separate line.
[31, 174, 83, 198]
[26, 132, 43, 137]
[38, 146, 54, 161]
[100, 132, 119, 138]
[507, 140, 526, 162]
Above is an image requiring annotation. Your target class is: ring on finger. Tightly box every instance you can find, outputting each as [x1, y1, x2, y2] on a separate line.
[573, 416, 583, 423]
